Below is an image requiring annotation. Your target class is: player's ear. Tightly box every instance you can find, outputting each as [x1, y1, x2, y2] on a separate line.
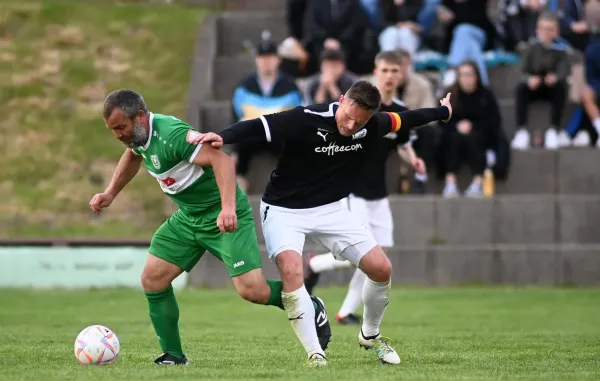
[339, 95, 344, 104]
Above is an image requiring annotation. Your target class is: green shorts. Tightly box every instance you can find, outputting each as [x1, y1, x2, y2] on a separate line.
[149, 199, 263, 277]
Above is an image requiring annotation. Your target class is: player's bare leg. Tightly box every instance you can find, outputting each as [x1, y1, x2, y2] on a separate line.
[355, 246, 400, 365]
[276, 250, 329, 366]
[141, 254, 188, 365]
[231, 268, 284, 309]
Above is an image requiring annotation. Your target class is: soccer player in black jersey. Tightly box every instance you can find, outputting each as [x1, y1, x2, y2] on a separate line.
[192, 81, 452, 366]
[304, 50, 428, 326]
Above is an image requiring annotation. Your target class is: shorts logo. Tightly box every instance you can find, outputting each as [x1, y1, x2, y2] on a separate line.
[233, 261, 245, 268]
[150, 154, 161, 169]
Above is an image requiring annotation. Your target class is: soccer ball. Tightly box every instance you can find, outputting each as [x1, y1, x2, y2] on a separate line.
[74, 325, 120, 365]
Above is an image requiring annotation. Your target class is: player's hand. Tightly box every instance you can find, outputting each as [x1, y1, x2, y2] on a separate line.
[412, 157, 426, 174]
[192, 132, 224, 148]
[217, 206, 237, 233]
[89, 193, 114, 214]
[440, 92, 452, 122]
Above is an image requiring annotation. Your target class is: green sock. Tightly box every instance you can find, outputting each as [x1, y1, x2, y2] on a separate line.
[266, 280, 285, 310]
[145, 285, 184, 359]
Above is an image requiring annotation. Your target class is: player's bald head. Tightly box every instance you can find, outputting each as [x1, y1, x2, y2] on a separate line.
[103, 89, 148, 120]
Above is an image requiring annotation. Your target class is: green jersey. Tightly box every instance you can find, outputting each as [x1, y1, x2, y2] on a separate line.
[132, 113, 223, 216]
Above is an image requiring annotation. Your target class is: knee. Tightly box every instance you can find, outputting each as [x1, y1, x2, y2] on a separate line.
[141, 268, 171, 292]
[582, 86, 596, 103]
[360, 252, 392, 282]
[276, 252, 304, 288]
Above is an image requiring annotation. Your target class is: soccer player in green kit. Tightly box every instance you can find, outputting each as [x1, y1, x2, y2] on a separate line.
[89, 89, 331, 366]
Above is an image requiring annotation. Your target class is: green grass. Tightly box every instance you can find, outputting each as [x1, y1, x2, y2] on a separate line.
[1, 287, 599, 380]
[0, 0, 209, 238]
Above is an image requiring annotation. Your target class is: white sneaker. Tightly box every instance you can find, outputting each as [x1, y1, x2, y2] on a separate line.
[358, 331, 401, 365]
[307, 353, 328, 367]
[573, 130, 590, 147]
[464, 182, 483, 198]
[544, 129, 559, 150]
[442, 183, 459, 198]
[557, 130, 572, 147]
[511, 129, 530, 150]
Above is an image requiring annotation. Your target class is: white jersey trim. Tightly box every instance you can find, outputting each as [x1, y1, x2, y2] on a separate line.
[259, 115, 272, 142]
[147, 160, 205, 194]
[141, 112, 154, 151]
[188, 143, 203, 163]
[304, 102, 338, 117]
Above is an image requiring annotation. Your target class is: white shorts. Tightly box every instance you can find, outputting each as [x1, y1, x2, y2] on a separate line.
[348, 194, 394, 247]
[260, 200, 378, 266]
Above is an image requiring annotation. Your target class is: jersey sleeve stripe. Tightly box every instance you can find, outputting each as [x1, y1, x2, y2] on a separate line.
[386, 112, 402, 132]
[259, 115, 272, 142]
[188, 143, 203, 163]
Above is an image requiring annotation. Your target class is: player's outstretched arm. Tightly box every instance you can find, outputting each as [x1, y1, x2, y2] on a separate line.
[191, 145, 237, 233]
[378, 93, 453, 136]
[90, 149, 142, 213]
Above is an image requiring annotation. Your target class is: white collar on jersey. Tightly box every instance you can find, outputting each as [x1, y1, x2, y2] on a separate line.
[141, 112, 154, 151]
[304, 102, 338, 117]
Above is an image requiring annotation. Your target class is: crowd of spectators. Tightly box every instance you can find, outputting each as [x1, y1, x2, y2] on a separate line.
[229, 0, 600, 197]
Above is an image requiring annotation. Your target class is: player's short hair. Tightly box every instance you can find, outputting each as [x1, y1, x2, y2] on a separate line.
[344, 80, 381, 112]
[103, 89, 148, 119]
[374, 50, 405, 66]
[538, 11, 559, 25]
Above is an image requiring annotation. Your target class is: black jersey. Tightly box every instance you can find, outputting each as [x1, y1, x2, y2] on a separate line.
[352, 99, 412, 200]
[219, 102, 449, 209]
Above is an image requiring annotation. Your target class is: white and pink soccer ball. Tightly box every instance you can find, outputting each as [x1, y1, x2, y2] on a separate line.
[74, 325, 120, 365]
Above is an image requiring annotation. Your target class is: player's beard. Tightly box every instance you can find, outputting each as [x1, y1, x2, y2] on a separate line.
[128, 122, 149, 148]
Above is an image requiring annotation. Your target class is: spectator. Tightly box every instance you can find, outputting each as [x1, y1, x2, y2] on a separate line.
[359, 0, 384, 34]
[278, 0, 311, 77]
[439, 0, 496, 87]
[511, 12, 571, 150]
[561, 0, 596, 52]
[580, 2, 600, 146]
[499, 0, 548, 52]
[439, 61, 502, 198]
[302, 0, 378, 75]
[231, 37, 302, 191]
[395, 49, 437, 193]
[378, 0, 424, 56]
[305, 49, 357, 104]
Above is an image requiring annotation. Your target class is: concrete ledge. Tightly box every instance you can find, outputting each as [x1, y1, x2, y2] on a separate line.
[217, 12, 286, 56]
[187, 244, 600, 287]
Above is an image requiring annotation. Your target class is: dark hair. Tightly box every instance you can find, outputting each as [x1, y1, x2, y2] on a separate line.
[538, 11, 559, 25]
[447, 60, 483, 108]
[374, 50, 404, 66]
[103, 89, 148, 119]
[344, 80, 381, 112]
[320, 48, 345, 63]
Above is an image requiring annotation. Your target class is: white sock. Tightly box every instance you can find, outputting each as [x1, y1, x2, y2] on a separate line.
[309, 253, 353, 273]
[338, 268, 367, 317]
[282, 285, 324, 357]
[361, 278, 391, 338]
[593, 118, 600, 134]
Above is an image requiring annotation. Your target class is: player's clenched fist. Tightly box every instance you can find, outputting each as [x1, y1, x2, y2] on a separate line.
[89, 193, 114, 214]
[189, 132, 224, 148]
[217, 207, 237, 234]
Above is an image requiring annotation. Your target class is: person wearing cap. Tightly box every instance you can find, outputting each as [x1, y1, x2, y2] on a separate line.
[231, 38, 303, 192]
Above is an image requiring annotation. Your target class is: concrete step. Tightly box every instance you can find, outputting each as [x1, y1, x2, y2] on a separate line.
[188, 242, 600, 287]
[244, 195, 600, 246]
[217, 12, 287, 56]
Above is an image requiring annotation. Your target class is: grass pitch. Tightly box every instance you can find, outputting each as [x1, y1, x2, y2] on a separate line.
[0, 287, 599, 380]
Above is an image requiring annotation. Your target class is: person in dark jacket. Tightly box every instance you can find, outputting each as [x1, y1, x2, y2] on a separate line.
[439, 60, 502, 198]
[561, 0, 595, 52]
[302, 0, 378, 75]
[439, 0, 496, 87]
[511, 12, 571, 150]
[378, 0, 424, 56]
[231, 38, 303, 192]
[498, 0, 547, 52]
[304, 49, 357, 104]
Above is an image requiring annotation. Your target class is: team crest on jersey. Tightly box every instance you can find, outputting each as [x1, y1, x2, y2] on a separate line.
[186, 130, 201, 143]
[352, 129, 367, 140]
[150, 154, 161, 169]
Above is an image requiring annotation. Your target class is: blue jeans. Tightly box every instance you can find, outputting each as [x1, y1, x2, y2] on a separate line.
[418, 0, 440, 31]
[447, 23, 489, 85]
